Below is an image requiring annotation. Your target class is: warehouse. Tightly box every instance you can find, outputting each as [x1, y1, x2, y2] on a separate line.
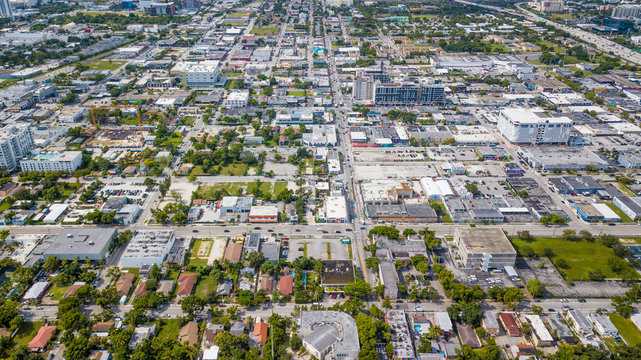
[420, 178, 454, 200]
[43, 228, 117, 261]
[525, 315, 553, 347]
[593, 203, 620, 222]
[519, 147, 610, 170]
[366, 203, 437, 223]
[614, 196, 641, 220]
[120, 230, 176, 268]
[379, 261, 399, 299]
[321, 196, 348, 223]
[573, 203, 604, 223]
[497, 108, 573, 145]
[248, 206, 278, 223]
[453, 228, 516, 270]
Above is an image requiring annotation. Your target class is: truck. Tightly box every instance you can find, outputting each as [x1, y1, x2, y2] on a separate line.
[340, 238, 351, 244]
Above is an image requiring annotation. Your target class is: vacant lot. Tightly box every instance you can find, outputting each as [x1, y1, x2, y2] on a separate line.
[194, 274, 217, 298]
[12, 322, 44, 347]
[609, 313, 641, 346]
[250, 26, 279, 36]
[194, 181, 287, 200]
[188, 238, 212, 267]
[511, 237, 639, 281]
[156, 319, 181, 341]
[87, 60, 127, 71]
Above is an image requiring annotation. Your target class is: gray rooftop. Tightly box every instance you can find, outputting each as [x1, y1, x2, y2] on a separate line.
[43, 228, 117, 259]
[298, 311, 360, 358]
[455, 228, 516, 254]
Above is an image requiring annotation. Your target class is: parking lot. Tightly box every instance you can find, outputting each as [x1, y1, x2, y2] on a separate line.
[353, 164, 439, 180]
[283, 236, 350, 262]
[98, 182, 150, 202]
[353, 149, 428, 163]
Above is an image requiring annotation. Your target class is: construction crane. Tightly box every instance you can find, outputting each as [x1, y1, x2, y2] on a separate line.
[88, 105, 145, 141]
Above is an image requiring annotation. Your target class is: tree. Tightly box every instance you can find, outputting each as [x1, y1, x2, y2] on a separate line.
[460, 303, 483, 327]
[600, 234, 619, 248]
[180, 295, 205, 318]
[402, 228, 416, 238]
[579, 230, 594, 242]
[290, 333, 302, 351]
[519, 245, 536, 258]
[516, 231, 534, 242]
[562, 229, 577, 241]
[382, 296, 391, 309]
[365, 257, 380, 271]
[527, 279, 546, 298]
[343, 280, 372, 298]
[260, 261, 277, 276]
[42, 256, 60, 273]
[465, 183, 480, 196]
[427, 326, 443, 340]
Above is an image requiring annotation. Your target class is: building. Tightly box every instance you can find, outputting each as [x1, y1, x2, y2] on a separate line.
[0, 0, 12, 19]
[378, 261, 399, 299]
[298, 311, 360, 360]
[244, 233, 261, 253]
[499, 313, 521, 337]
[321, 196, 348, 223]
[453, 228, 516, 270]
[614, 196, 641, 220]
[28, 326, 56, 352]
[19, 151, 82, 172]
[178, 322, 199, 346]
[220, 196, 253, 213]
[497, 108, 572, 145]
[150, 2, 175, 15]
[43, 228, 117, 261]
[224, 243, 243, 263]
[434, 312, 453, 335]
[567, 310, 593, 336]
[589, 314, 618, 337]
[129, 325, 156, 349]
[321, 260, 355, 290]
[279, 275, 294, 296]
[457, 324, 481, 348]
[253, 322, 269, 346]
[176, 273, 196, 298]
[185, 61, 221, 88]
[386, 310, 415, 360]
[373, 80, 446, 106]
[302, 125, 337, 146]
[249, 206, 278, 223]
[612, 4, 641, 18]
[520, 147, 609, 171]
[482, 312, 499, 335]
[547, 318, 576, 344]
[223, 91, 249, 108]
[353, 74, 375, 102]
[573, 203, 603, 223]
[525, 315, 553, 347]
[181, 0, 201, 10]
[23, 281, 50, 302]
[116, 273, 135, 296]
[538, 0, 564, 13]
[0, 123, 34, 172]
[120, 230, 176, 268]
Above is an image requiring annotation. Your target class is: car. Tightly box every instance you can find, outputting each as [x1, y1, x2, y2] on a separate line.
[298, 256, 303, 259]
[295, 229, 301, 232]
[36, 307, 43, 310]
[218, 304, 226, 308]
[578, 298, 587, 303]
[192, 230, 199, 233]
[608, 223, 616, 226]
[298, 247, 304, 251]
[23, 307, 31, 310]
[346, 228, 352, 232]
[268, 229, 273, 232]
[560, 298, 569, 303]
[396, 300, 403, 303]
[335, 230, 341, 234]
[322, 230, 328, 233]
[360, 226, 366, 230]
[224, 230, 230, 233]
[548, 309, 555, 312]
[254, 227, 261, 230]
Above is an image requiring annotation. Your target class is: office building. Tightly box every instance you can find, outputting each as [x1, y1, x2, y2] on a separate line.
[43, 228, 117, 261]
[19, 151, 82, 172]
[321, 196, 348, 223]
[181, 0, 201, 10]
[454, 228, 517, 270]
[298, 311, 360, 360]
[0, 123, 34, 171]
[0, 0, 11, 19]
[302, 125, 337, 146]
[497, 108, 573, 144]
[352, 74, 374, 102]
[223, 91, 249, 108]
[612, 4, 641, 18]
[150, 2, 175, 15]
[185, 61, 221, 88]
[248, 206, 278, 223]
[120, 230, 176, 268]
[538, 0, 564, 13]
[373, 80, 445, 106]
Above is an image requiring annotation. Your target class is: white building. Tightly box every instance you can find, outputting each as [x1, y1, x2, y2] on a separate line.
[497, 108, 573, 145]
[185, 61, 221, 88]
[0, 123, 34, 171]
[19, 151, 82, 172]
[326, 0, 352, 7]
[43, 204, 68, 224]
[420, 178, 454, 200]
[322, 196, 348, 223]
[120, 230, 175, 268]
[302, 125, 337, 146]
[0, 0, 12, 18]
[589, 314, 618, 337]
[58, 107, 85, 123]
[223, 91, 249, 108]
[612, 4, 641, 18]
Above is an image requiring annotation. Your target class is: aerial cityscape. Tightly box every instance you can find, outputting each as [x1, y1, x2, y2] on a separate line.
[3, 0, 641, 359]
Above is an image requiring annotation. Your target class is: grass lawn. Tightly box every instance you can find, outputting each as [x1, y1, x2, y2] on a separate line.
[0, 201, 9, 212]
[86, 60, 127, 71]
[194, 183, 245, 200]
[221, 72, 243, 78]
[188, 239, 211, 267]
[12, 322, 44, 347]
[250, 26, 279, 36]
[609, 313, 641, 345]
[194, 275, 217, 298]
[47, 285, 68, 301]
[616, 182, 637, 196]
[216, 164, 248, 176]
[246, 181, 274, 197]
[412, 14, 437, 18]
[511, 237, 639, 281]
[227, 12, 248, 16]
[273, 182, 287, 195]
[122, 268, 140, 277]
[165, 268, 180, 281]
[156, 319, 181, 341]
[602, 336, 619, 352]
[604, 202, 634, 223]
[190, 166, 205, 176]
[287, 90, 307, 97]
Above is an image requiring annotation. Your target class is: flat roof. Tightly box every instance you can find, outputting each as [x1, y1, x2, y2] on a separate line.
[43, 228, 117, 258]
[455, 228, 516, 254]
[121, 230, 174, 259]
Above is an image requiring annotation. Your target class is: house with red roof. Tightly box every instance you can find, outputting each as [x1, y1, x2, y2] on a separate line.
[278, 275, 293, 296]
[252, 322, 269, 346]
[176, 273, 197, 298]
[28, 326, 56, 352]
